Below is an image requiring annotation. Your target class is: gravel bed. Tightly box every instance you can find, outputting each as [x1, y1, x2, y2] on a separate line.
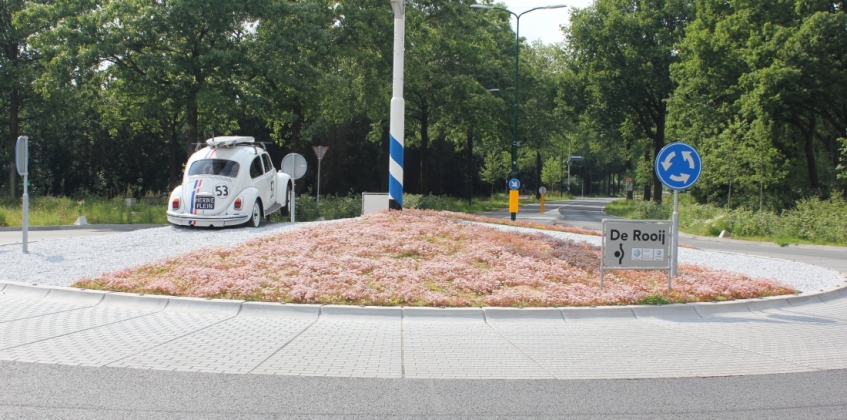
[0, 222, 328, 287]
[0, 221, 840, 292]
[472, 223, 841, 292]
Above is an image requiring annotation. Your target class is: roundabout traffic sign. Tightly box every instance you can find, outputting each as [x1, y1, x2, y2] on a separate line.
[655, 142, 702, 190]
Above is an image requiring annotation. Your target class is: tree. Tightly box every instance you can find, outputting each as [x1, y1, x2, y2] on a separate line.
[669, 0, 847, 205]
[564, 0, 695, 203]
[479, 150, 509, 196]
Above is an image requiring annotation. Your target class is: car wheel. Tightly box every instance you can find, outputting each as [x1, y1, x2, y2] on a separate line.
[250, 201, 262, 228]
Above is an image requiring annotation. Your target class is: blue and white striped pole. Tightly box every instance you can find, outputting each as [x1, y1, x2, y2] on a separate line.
[388, 0, 405, 210]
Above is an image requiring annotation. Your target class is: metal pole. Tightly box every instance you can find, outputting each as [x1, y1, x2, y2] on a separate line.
[290, 182, 296, 223]
[290, 157, 296, 223]
[22, 172, 28, 254]
[509, 15, 520, 221]
[17, 136, 29, 254]
[388, 0, 406, 211]
[317, 157, 321, 210]
[671, 190, 680, 279]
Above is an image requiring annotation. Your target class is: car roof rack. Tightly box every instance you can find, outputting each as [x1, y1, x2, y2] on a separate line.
[206, 136, 254, 148]
[194, 136, 269, 151]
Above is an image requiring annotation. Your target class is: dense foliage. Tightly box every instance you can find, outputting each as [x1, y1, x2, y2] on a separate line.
[1, 0, 845, 211]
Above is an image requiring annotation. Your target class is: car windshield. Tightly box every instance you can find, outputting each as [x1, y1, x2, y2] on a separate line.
[188, 159, 240, 178]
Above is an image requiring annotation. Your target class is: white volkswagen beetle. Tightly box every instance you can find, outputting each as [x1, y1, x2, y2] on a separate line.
[167, 136, 292, 228]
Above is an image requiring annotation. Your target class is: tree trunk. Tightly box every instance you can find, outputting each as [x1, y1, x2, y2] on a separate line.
[466, 128, 473, 204]
[803, 113, 819, 190]
[535, 150, 542, 199]
[419, 102, 429, 194]
[186, 100, 198, 156]
[291, 101, 304, 151]
[652, 112, 666, 204]
[8, 86, 19, 198]
[642, 150, 651, 201]
[169, 113, 181, 190]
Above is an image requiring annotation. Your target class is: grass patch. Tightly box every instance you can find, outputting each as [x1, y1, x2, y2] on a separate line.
[0, 196, 168, 226]
[605, 195, 847, 247]
[270, 191, 545, 223]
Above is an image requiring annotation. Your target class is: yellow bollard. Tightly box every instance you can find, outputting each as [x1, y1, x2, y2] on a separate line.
[540, 194, 545, 213]
[509, 190, 519, 213]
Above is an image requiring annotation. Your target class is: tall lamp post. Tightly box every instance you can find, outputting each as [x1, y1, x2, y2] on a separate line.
[471, 3, 567, 221]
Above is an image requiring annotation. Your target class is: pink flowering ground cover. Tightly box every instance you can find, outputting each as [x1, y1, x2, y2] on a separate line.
[74, 210, 796, 307]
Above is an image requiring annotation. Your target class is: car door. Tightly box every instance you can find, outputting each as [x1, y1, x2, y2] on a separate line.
[261, 153, 275, 209]
[248, 155, 271, 210]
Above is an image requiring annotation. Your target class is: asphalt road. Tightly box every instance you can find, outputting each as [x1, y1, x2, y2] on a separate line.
[2, 203, 846, 419]
[2, 361, 846, 419]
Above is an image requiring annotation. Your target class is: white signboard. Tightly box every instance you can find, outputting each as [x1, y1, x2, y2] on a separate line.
[600, 219, 672, 290]
[362, 192, 390, 215]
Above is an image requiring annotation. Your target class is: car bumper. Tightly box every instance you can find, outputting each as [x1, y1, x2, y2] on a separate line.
[167, 211, 251, 227]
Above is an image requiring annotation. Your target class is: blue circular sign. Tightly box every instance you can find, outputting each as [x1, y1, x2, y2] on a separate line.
[508, 178, 521, 190]
[654, 142, 702, 190]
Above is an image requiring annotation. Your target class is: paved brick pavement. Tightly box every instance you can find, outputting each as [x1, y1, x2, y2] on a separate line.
[1, 282, 846, 379]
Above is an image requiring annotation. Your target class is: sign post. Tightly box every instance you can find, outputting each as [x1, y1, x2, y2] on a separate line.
[654, 142, 702, 280]
[508, 178, 520, 214]
[538, 186, 547, 213]
[601, 219, 672, 292]
[281, 153, 307, 223]
[311, 146, 329, 209]
[16, 136, 29, 253]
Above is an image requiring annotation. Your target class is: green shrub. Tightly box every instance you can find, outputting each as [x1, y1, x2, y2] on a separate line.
[638, 295, 669, 305]
[608, 194, 847, 246]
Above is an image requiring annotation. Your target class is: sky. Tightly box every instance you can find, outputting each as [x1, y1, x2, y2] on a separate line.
[497, 0, 593, 45]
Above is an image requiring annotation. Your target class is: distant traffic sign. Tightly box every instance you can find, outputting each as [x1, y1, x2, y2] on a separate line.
[569, 156, 583, 162]
[509, 178, 521, 190]
[312, 145, 329, 160]
[654, 142, 701, 190]
[15, 136, 28, 176]
[538, 186, 547, 195]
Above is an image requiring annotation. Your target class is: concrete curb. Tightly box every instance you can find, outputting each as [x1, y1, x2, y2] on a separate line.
[562, 306, 636, 322]
[101, 292, 170, 311]
[320, 305, 402, 322]
[43, 287, 105, 306]
[164, 297, 243, 316]
[633, 304, 702, 320]
[484, 307, 563, 322]
[1, 273, 845, 321]
[239, 302, 320, 320]
[403, 307, 485, 322]
[0, 224, 168, 232]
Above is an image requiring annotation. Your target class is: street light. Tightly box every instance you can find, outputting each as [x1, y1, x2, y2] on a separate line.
[471, 3, 567, 221]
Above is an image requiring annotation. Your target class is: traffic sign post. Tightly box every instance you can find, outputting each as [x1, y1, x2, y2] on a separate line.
[282, 153, 308, 223]
[508, 178, 520, 214]
[601, 219, 672, 292]
[538, 186, 547, 213]
[654, 142, 702, 279]
[311, 146, 329, 210]
[16, 136, 29, 253]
